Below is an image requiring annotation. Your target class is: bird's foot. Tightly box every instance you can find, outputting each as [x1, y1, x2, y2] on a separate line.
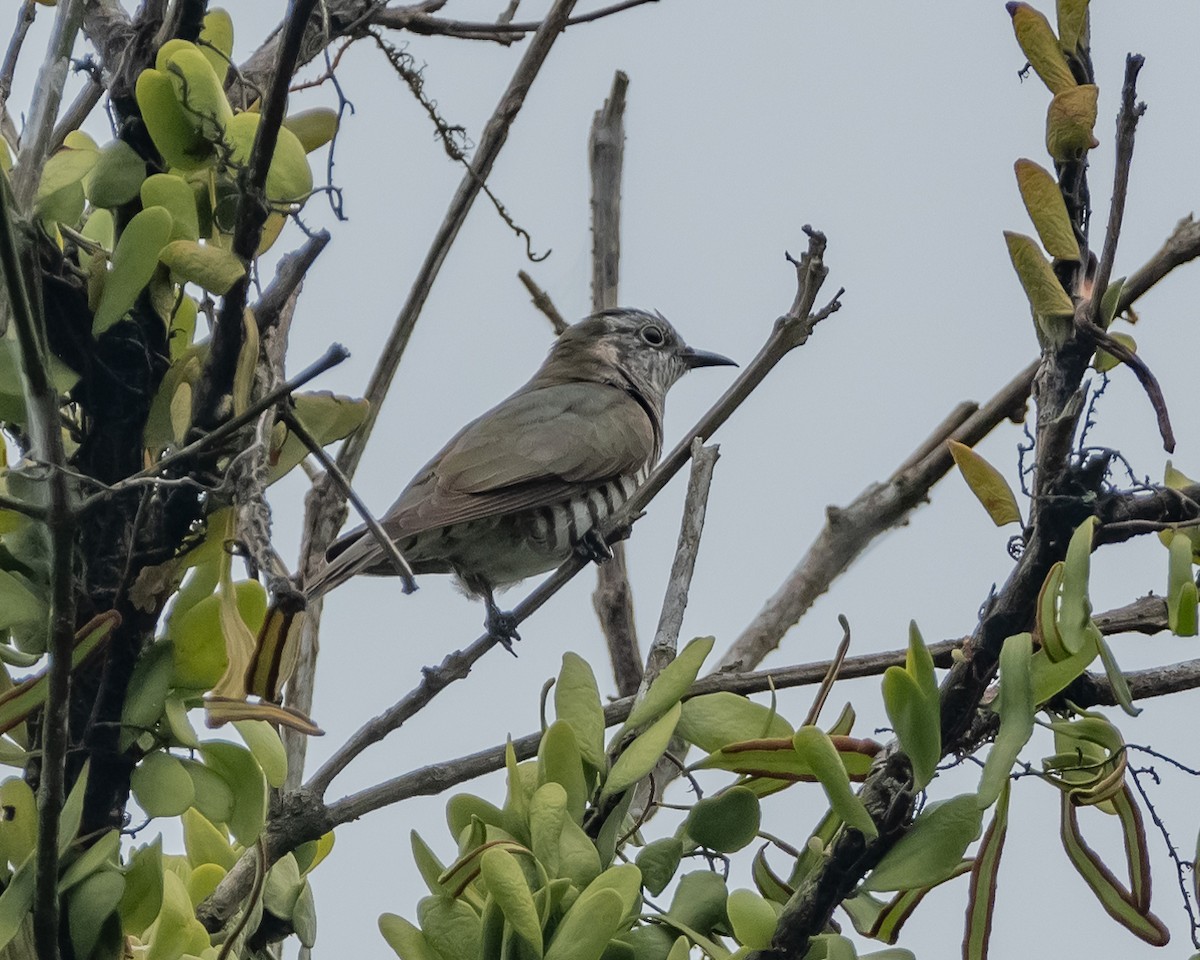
[485, 601, 521, 656]
[576, 528, 613, 565]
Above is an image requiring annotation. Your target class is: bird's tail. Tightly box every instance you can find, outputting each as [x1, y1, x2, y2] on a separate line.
[301, 527, 377, 600]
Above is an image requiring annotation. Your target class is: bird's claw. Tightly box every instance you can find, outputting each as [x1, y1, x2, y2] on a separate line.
[485, 604, 521, 656]
[576, 528, 613, 565]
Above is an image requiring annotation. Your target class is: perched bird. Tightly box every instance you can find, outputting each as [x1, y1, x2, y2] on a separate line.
[306, 308, 735, 639]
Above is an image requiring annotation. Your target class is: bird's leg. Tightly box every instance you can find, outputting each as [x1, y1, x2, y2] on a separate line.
[576, 528, 613, 565]
[483, 588, 521, 656]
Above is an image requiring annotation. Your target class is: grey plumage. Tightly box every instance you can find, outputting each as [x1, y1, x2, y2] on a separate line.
[306, 308, 734, 611]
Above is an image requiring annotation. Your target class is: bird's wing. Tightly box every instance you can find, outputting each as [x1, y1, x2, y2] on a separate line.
[383, 381, 656, 536]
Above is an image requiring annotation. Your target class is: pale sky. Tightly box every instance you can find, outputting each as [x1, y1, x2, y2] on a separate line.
[10, 2, 1200, 957]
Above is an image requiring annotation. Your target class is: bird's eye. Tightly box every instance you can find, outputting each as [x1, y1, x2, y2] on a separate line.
[641, 325, 665, 346]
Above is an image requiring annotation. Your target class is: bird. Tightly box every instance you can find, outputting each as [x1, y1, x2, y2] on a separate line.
[305, 307, 735, 643]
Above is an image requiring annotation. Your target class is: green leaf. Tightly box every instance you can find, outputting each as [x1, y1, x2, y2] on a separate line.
[180, 757, 235, 825]
[1014, 158, 1079, 259]
[135, 67, 212, 172]
[93, 205, 174, 335]
[1095, 633, 1140, 717]
[538, 720, 587, 823]
[224, 112, 313, 202]
[199, 8, 235, 81]
[947, 440, 1022, 526]
[664, 869, 729, 937]
[977, 634, 1033, 808]
[0, 778, 37, 869]
[59, 827, 120, 892]
[446, 793, 505, 840]
[119, 837, 163, 938]
[676, 691, 794, 751]
[284, 107, 340, 153]
[159, 239, 245, 294]
[85, 139, 146, 208]
[0, 858, 35, 952]
[555, 652, 607, 770]
[481, 846, 544, 956]
[726, 888, 777, 949]
[234, 719, 288, 788]
[199, 740, 267, 844]
[863, 794, 983, 892]
[881, 624, 941, 791]
[603, 702, 681, 797]
[58, 761, 90, 857]
[964, 779, 1011, 960]
[1059, 517, 1096, 655]
[66, 869, 125, 960]
[379, 913, 440, 960]
[621, 636, 714, 734]
[793, 727, 877, 838]
[141, 174, 201, 241]
[685, 786, 762, 853]
[1007, 2, 1077, 93]
[131, 750, 195, 818]
[529, 782, 568, 877]
[1046, 84, 1100, 161]
[182, 807, 237, 871]
[35, 144, 97, 224]
[636, 837, 684, 897]
[1094, 331, 1136, 373]
[418, 895, 482, 960]
[1168, 531, 1198, 637]
[119, 640, 174, 751]
[544, 888, 625, 960]
[1099, 277, 1126, 329]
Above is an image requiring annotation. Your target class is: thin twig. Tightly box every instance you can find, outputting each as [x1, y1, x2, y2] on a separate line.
[1117, 214, 1200, 312]
[642, 439, 719, 687]
[802, 615, 851, 727]
[278, 406, 416, 591]
[0, 491, 48, 520]
[373, 0, 657, 42]
[306, 230, 840, 797]
[518, 270, 568, 334]
[78, 345, 349, 510]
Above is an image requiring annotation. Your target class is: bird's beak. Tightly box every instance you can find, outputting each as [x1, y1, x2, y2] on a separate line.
[681, 345, 737, 370]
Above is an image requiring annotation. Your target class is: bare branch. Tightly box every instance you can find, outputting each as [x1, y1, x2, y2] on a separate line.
[643, 439, 719, 686]
[47, 79, 103, 153]
[1090, 54, 1145, 327]
[372, 0, 658, 43]
[588, 69, 641, 696]
[517, 269, 568, 334]
[1118, 214, 1200, 311]
[278, 406, 416, 591]
[334, 0, 581, 485]
[721, 360, 1035, 671]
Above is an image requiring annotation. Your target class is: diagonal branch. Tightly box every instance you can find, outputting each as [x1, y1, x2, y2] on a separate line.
[333, 0, 581, 485]
[721, 360, 1036, 671]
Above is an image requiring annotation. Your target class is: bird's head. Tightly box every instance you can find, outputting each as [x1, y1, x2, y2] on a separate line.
[540, 308, 736, 408]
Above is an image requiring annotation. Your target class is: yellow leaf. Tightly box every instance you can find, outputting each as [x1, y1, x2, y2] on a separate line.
[1046, 84, 1099, 161]
[159, 239, 245, 294]
[948, 440, 1022, 526]
[1014, 159, 1079, 259]
[1003, 231, 1074, 343]
[283, 108, 339, 153]
[1056, 0, 1089, 54]
[1008, 2, 1077, 94]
